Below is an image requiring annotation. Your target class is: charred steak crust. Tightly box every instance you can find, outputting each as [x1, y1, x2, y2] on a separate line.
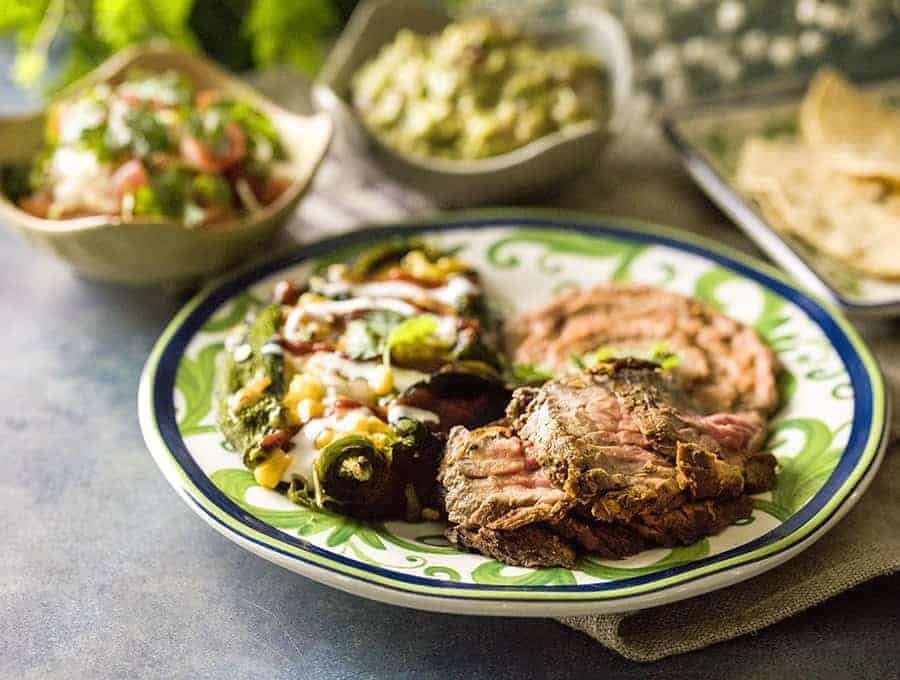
[506, 284, 779, 415]
[446, 524, 578, 569]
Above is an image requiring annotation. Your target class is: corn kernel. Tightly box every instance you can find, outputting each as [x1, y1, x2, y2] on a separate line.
[297, 398, 324, 424]
[401, 250, 443, 282]
[370, 432, 391, 448]
[363, 416, 392, 434]
[368, 365, 394, 396]
[228, 375, 272, 413]
[254, 449, 292, 489]
[342, 411, 367, 433]
[299, 292, 326, 305]
[284, 408, 300, 427]
[435, 256, 466, 274]
[314, 428, 334, 449]
[289, 373, 325, 400]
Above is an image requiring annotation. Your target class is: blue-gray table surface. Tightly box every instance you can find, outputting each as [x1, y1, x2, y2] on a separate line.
[2, 49, 899, 680]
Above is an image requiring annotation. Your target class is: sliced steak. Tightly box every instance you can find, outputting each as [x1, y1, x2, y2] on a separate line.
[625, 495, 753, 547]
[506, 284, 779, 415]
[549, 494, 752, 559]
[446, 524, 577, 568]
[438, 359, 775, 568]
[509, 359, 774, 521]
[439, 425, 571, 530]
[550, 514, 650, 559]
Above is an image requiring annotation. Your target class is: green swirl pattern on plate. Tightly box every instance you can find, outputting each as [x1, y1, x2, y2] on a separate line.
[172, 226, 855, 587]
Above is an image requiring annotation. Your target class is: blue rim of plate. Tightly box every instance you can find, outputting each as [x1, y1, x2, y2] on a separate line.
[139, 211, 887, 604]
[661, 99, 900, 317]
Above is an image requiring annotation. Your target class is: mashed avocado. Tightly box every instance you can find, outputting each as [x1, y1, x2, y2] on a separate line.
[351, 17, 608, 160]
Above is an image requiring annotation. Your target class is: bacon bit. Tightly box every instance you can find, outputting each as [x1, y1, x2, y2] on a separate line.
[261, 429, 293, 449]
[331, 397, 367, 410]
[329, 397, 387, 420]
[279, 339, 336, 355]
[274, 280, 300, 305]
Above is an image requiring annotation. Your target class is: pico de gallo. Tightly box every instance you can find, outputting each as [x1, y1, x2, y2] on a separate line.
[17, 70, 290, 226]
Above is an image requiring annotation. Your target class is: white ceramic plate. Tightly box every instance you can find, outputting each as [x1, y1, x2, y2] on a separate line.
[139, 212, 888, 616]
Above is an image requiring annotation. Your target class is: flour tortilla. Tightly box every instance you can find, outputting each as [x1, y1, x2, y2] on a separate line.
[736, 138, 900, 279]
[799, 69, 900, 183]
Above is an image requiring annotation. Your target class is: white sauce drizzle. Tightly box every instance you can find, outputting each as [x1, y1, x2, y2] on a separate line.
[281, 407, 373, 483]
[292, 352, 427, 393]
[352, 275, 480, 307]
[282, 297, 420, 342]
[387, 404, 440, 425]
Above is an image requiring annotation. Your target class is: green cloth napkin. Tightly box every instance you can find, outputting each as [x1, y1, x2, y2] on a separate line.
[558, 347, 900, 662]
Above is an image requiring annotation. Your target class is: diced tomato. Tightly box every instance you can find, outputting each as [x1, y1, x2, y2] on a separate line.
[111, 159, 149, 198]
[196, 89, 221, 110]
[180, 121, 247, 173]
[19, 192, 52, 218]
[119, 92, 141, 107]
[257, 176, 290, 206]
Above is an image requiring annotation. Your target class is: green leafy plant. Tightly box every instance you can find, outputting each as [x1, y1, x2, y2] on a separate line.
[0, 0, 344, 94]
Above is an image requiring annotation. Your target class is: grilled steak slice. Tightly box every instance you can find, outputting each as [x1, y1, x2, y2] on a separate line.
[438, 359, 775, 568]
[551, 495, 752, 558]
[625, 495, 753, 547]
[550, 515, 650, 559]
[446, 524, 577, 568]
[506, 284, 779, 415]
[439, 425, 571, 530]
[510, 359, 774, 521]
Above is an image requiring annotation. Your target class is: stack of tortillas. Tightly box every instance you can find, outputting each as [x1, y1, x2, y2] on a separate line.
[736, 70, 900, 279]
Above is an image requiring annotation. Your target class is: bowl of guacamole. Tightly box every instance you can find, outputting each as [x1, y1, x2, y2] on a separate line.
[314, 0, 632, 206]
